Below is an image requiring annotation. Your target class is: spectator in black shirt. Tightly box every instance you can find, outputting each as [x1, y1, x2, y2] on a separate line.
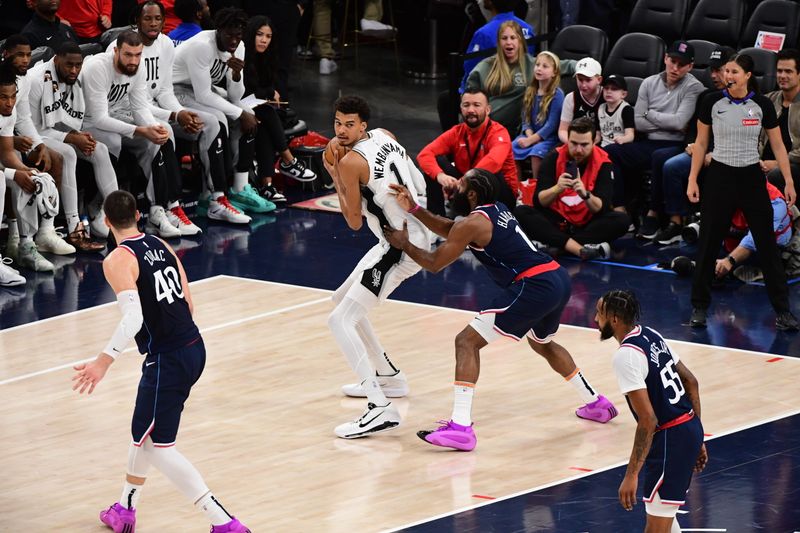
[21, 0, 77, 50]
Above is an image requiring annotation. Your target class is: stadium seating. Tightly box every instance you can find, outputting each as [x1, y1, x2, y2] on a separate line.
[550, 25, 609, 63]
[687, 39, 720, 89]
[684, 0, 746, 47]
[604, 33, 666, 79]
[738, 46, 778, 93]
[628, 0, 690, 45]
[740, 0, 800, 49]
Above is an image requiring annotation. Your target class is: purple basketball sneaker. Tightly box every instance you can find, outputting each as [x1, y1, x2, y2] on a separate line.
[417, 420, 477, 451]
[99, 503, 136, 533]
[210, 517, 251, 533]
[576, 394, 619, 423]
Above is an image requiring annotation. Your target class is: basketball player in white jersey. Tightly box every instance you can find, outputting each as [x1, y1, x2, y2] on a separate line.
[323, 95, 432, 439]
[27, 40, 119, 244]
[82, 30, 187, 239]
[123, 1, 258, 226]
[172, 7, 270, 219]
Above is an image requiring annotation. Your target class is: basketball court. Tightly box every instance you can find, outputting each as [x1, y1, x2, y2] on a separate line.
[2, 275, 798, 531]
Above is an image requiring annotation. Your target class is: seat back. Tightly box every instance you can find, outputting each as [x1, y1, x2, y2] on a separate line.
[738, 47, 778, 93]
[687, 39, 720, 89]
[550, 25, 609, 63]
[740, 0, 800, 49]
[100, 26, 130, 50]
[30, 46, 54, 67]
[79, 43, 103, 57]
[628, 0, 690, 44]
[624, 76, 644, 106]
[685, 0, 745, 47]
[604, 33, 666, 79]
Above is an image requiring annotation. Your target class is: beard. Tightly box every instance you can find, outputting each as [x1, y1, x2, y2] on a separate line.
[451, 190, 472, 217]
[117, 58, 138, 76]
[599, 322, 615, 341]
[463, 113, 484, 128]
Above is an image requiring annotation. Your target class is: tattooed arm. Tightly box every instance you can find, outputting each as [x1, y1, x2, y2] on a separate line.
[618, 389, 658, 512]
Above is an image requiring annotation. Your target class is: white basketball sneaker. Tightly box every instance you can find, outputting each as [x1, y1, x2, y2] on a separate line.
[146, 205, 182, 238]
[35, 228, 76, 255]
[207, 196, 252, 224]
[166, 205, 203, 236]
[341, 370, 409, 398]
[334, 402, 402, 439]
[0, 257, 25, 286]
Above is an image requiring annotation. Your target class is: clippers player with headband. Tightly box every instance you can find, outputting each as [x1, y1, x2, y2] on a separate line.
[384, 168, 618, 452]
[596, 289, 707, 533]
[71, 190, 250, 533]
[323, 95, 432, 439]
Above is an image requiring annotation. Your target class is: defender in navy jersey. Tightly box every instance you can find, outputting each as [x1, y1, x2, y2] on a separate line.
[596, 290, 707, 533]
[71, 191, 250, 532]
[384, 169, 618, 452]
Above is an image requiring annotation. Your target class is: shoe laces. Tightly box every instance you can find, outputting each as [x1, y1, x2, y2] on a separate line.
[432, 420, 454, 431]
[170, 206, 192, 225]
[217, 196, 241, 214]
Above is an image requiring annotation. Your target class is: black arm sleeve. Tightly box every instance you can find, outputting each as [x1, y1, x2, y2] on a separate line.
[589, 162, 614, 212]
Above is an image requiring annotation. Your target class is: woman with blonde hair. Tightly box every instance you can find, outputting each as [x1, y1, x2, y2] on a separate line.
[513, 51, 564, 180]
[466, 20, 534, 137]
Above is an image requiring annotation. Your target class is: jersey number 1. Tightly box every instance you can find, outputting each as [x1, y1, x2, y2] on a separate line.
[154, 266, 185, 304]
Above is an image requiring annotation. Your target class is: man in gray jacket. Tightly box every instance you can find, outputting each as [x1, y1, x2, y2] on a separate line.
[760, 48, 800, 191]
[604, 40, 705, 239]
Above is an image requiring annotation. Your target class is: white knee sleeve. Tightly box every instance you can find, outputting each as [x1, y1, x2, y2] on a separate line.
[142, 440, 209, 503]
[127, 441, 151, 478]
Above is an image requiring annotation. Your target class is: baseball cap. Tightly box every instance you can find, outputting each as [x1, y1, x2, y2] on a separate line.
[574, 57, 602, 78]
[708, 45, 736, 69]
[667, 40, 695, 64]
[602, 74, 627, 90]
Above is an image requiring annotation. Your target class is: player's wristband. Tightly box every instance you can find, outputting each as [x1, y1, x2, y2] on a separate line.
[408, 204, 421, 214]
[4, 168, 16, 180]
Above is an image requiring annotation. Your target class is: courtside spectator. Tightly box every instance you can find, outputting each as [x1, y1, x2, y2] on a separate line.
[557, 57, 602, 144]
[596, 75, 634, 147]
[760, 48, 800, 191]
[169, 0, 210, 45]
[22, 0, 78, 50]
[57, 0, 112, 44]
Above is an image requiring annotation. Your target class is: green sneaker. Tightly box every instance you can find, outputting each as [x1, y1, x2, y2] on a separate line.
[228, 184, 276, 214]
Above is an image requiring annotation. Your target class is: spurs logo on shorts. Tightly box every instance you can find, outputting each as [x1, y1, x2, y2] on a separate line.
[371, 269, 382, 287]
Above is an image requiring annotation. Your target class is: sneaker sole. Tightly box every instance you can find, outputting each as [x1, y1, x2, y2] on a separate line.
[341, 386, 409, 398]
[636, 232, 658, 240]
[336, 420, 401, 439]
[229, 199, 277, 214]
[0, 278, 25, 287]
[279, 170, 317, 182]
[144, 224, 181, 239]
[657, 235, 683, 245]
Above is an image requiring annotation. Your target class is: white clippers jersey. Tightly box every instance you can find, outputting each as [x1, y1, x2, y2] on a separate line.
[107, 33, 181, 120]
[351, 129, 428, 242]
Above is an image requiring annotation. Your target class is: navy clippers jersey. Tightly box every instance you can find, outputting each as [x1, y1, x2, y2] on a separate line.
[469, 202, 555, 287]
[618, 326, 693, 426]
[118, 234, 200, 355]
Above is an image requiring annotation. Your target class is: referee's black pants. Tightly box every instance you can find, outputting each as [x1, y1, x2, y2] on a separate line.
[691, 161, 790, 313]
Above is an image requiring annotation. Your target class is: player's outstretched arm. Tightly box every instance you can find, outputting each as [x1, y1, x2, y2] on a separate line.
[618, 388, 657, 512]
[72, 249, 140, 395]
[384, 216, 481, 273]
[388, 183, 454, 238]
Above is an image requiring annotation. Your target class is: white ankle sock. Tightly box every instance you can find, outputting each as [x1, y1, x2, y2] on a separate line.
[451, 382, 474, 426]
[195, 491, 233, 526]
[66, 213, 80, 233]
[232, 172, 249, 192]
[120, 481, 143, 510]
[567, 368, 599, 404]
[363, 376, 388, 406]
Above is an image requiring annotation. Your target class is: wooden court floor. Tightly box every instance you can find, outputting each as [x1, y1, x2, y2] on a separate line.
[1, 275, 798, 532]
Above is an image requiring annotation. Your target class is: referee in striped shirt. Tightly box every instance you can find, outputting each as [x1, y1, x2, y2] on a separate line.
[687, 53, 799, 331]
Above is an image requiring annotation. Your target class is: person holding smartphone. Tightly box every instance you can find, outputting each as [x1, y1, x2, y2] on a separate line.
[514, 116, 630, 260]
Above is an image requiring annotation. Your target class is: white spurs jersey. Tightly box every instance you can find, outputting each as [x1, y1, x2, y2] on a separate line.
[82, 51, 156, 136]
[106, 33, 181, 121]
[351, 129, 428, 243]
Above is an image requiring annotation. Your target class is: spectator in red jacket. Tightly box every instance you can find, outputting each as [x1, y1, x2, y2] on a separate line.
[138, 0, 179, 33]
[57, 0, 111, 43]
[417, 88, 519, 216]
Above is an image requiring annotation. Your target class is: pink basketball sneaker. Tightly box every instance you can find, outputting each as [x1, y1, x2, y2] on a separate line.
[99, 503, 136, 533]
[417, 420, 477, 451]
[210, 517, 251, 533]
[576, 394, 619, 423]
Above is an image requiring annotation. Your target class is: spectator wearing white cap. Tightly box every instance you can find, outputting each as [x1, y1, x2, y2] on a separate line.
[604, 40, 705, 238]
[557, 57, 603, 144]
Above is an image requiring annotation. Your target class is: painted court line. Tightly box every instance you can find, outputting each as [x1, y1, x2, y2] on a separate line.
[0, 290, 330, 386]
[383, 406, 800, 532]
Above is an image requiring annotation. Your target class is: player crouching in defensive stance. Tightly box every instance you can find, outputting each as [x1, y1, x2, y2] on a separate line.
[71, 190, 250, 533]
[595, 289, 707, 532]
[383, 169, 618, 452]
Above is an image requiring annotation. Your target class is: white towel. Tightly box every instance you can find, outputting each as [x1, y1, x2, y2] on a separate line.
[37, 58, 85, 132]
[13, 172, 59, 225]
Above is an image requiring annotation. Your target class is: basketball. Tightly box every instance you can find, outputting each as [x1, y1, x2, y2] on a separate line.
[324, 140, 348, 166]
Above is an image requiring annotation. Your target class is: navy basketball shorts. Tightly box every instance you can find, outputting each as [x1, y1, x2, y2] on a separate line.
[643, 416, 704, 511]
[470, 266, 571, 343]
[131, 337, 206, 447]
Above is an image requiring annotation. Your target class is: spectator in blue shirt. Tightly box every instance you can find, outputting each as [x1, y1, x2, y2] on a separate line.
[168, 0, 210, 46]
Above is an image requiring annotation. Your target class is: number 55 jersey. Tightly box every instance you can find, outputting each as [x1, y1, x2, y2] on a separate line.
[613, 325, 694, 426]
[118, 233, 200, 355]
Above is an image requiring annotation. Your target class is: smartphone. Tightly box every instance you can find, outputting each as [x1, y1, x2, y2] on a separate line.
[564, 160, 578, 180]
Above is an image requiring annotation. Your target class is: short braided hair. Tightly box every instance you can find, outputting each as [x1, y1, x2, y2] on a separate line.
[600, 289, 640, 325]
[463, 168, 498, 205]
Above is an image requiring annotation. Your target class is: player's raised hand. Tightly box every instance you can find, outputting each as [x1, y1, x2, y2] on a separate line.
[383, 220, 409, 250]
[694, 443, 708, 472]
[72, 354, 113, 395]
[618, 474, 638, 511]
[388, 183, 416, 212]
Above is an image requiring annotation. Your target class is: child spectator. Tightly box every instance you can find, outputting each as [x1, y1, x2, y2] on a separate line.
[596, 74, 634, 147]
[557, 57, 603, 144]
[512, 51, 563, 181]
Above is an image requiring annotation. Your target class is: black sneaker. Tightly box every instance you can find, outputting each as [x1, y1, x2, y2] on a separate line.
[654, 222, 683, 245]
[776, 311, 799, 332]
[690, 307, 707, 328]
[279, 158, 317, 182]
[259, 184, 287, 204]
[637, 216, 660, 240]
[579, 242, 611, 261]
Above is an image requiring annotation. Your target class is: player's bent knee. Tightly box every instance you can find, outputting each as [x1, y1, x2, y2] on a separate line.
[527, 335, 553, 356]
